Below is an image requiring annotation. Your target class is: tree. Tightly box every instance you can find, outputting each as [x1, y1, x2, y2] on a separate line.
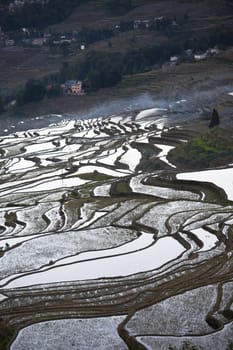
[60, 41, 70, 58]
[0, 318, 15, 350]
[85, 51, 123, 90]
[46, 84, 62, 98]
[0, 96, 4, 114]
[209, 108, 220, 128]
[22, 79, 46, 104]
[226, 341, 233, 350]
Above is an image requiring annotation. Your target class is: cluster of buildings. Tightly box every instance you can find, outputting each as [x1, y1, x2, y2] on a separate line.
[61, 80, 84, 96]
[115, 16, 179, 31]
[0, 26, 86, 49]
[167, 46, 220, 67]
[0, 14, 177, 48]
[113, 16, 178, 33]
[132, 16, 177, 30]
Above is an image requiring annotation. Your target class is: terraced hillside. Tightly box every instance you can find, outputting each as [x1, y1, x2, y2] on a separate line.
[0, 105, 233, 349]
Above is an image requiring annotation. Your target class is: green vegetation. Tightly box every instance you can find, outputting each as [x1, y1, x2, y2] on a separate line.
[84, 51, 124, 90]
[206, 315, 222, 329]
[111, 179, 132, 195]
[7, 39, 183, 110]
[227, 342, 233, 350]
[132, 143, 164, 172]
[0, 319, 15, 350]
[4, 211, 17, 227]
[169, 127, 233, 169]
[209, 108, 220, 128]
[78, 171, 114, 181]
[57, 39, 184, 92]
[222, 309, 233, 320]
[77, 27, 113, 46]
[17, 79, 46, 105]
[0, 96, 4, 115]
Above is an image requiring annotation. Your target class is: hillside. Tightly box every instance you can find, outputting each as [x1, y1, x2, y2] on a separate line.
[0, 0, 233, 120]
[50, 0, 232, 31]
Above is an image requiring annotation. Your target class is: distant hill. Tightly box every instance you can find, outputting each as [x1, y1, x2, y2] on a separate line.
[0, 0, 85, 31]
[1, 0, 233, 32]
[0, 0, 233, 119]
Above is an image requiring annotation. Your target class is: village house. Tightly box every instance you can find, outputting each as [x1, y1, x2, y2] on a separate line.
[207, 46, 220, 55]
[63, 80, 84, 96]
[170, 56, 179, 64]
[194, 47, 219, 61]
[194, 52, 207, 61]
[60, 35, 72, 44]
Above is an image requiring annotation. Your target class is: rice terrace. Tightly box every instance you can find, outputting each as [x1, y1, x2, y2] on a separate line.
[1, 0, 233, 348]
[0, 94, 233, 349]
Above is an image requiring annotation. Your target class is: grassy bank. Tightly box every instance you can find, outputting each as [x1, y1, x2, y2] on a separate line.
[169, 127, 233, 169]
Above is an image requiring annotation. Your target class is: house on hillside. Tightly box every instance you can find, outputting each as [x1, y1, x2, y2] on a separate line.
[207, 46, 220, 56]
[60, 34, 73, 44]
[52, 34, 74, 46]
[63, 80, 84, 95]
[170, 56, 179, 65]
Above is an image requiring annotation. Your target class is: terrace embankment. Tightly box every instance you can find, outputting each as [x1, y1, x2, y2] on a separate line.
[0, 108, 233, 349]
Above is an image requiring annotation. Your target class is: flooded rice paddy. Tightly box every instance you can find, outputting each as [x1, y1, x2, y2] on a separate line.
[0, 103, 233, 349]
